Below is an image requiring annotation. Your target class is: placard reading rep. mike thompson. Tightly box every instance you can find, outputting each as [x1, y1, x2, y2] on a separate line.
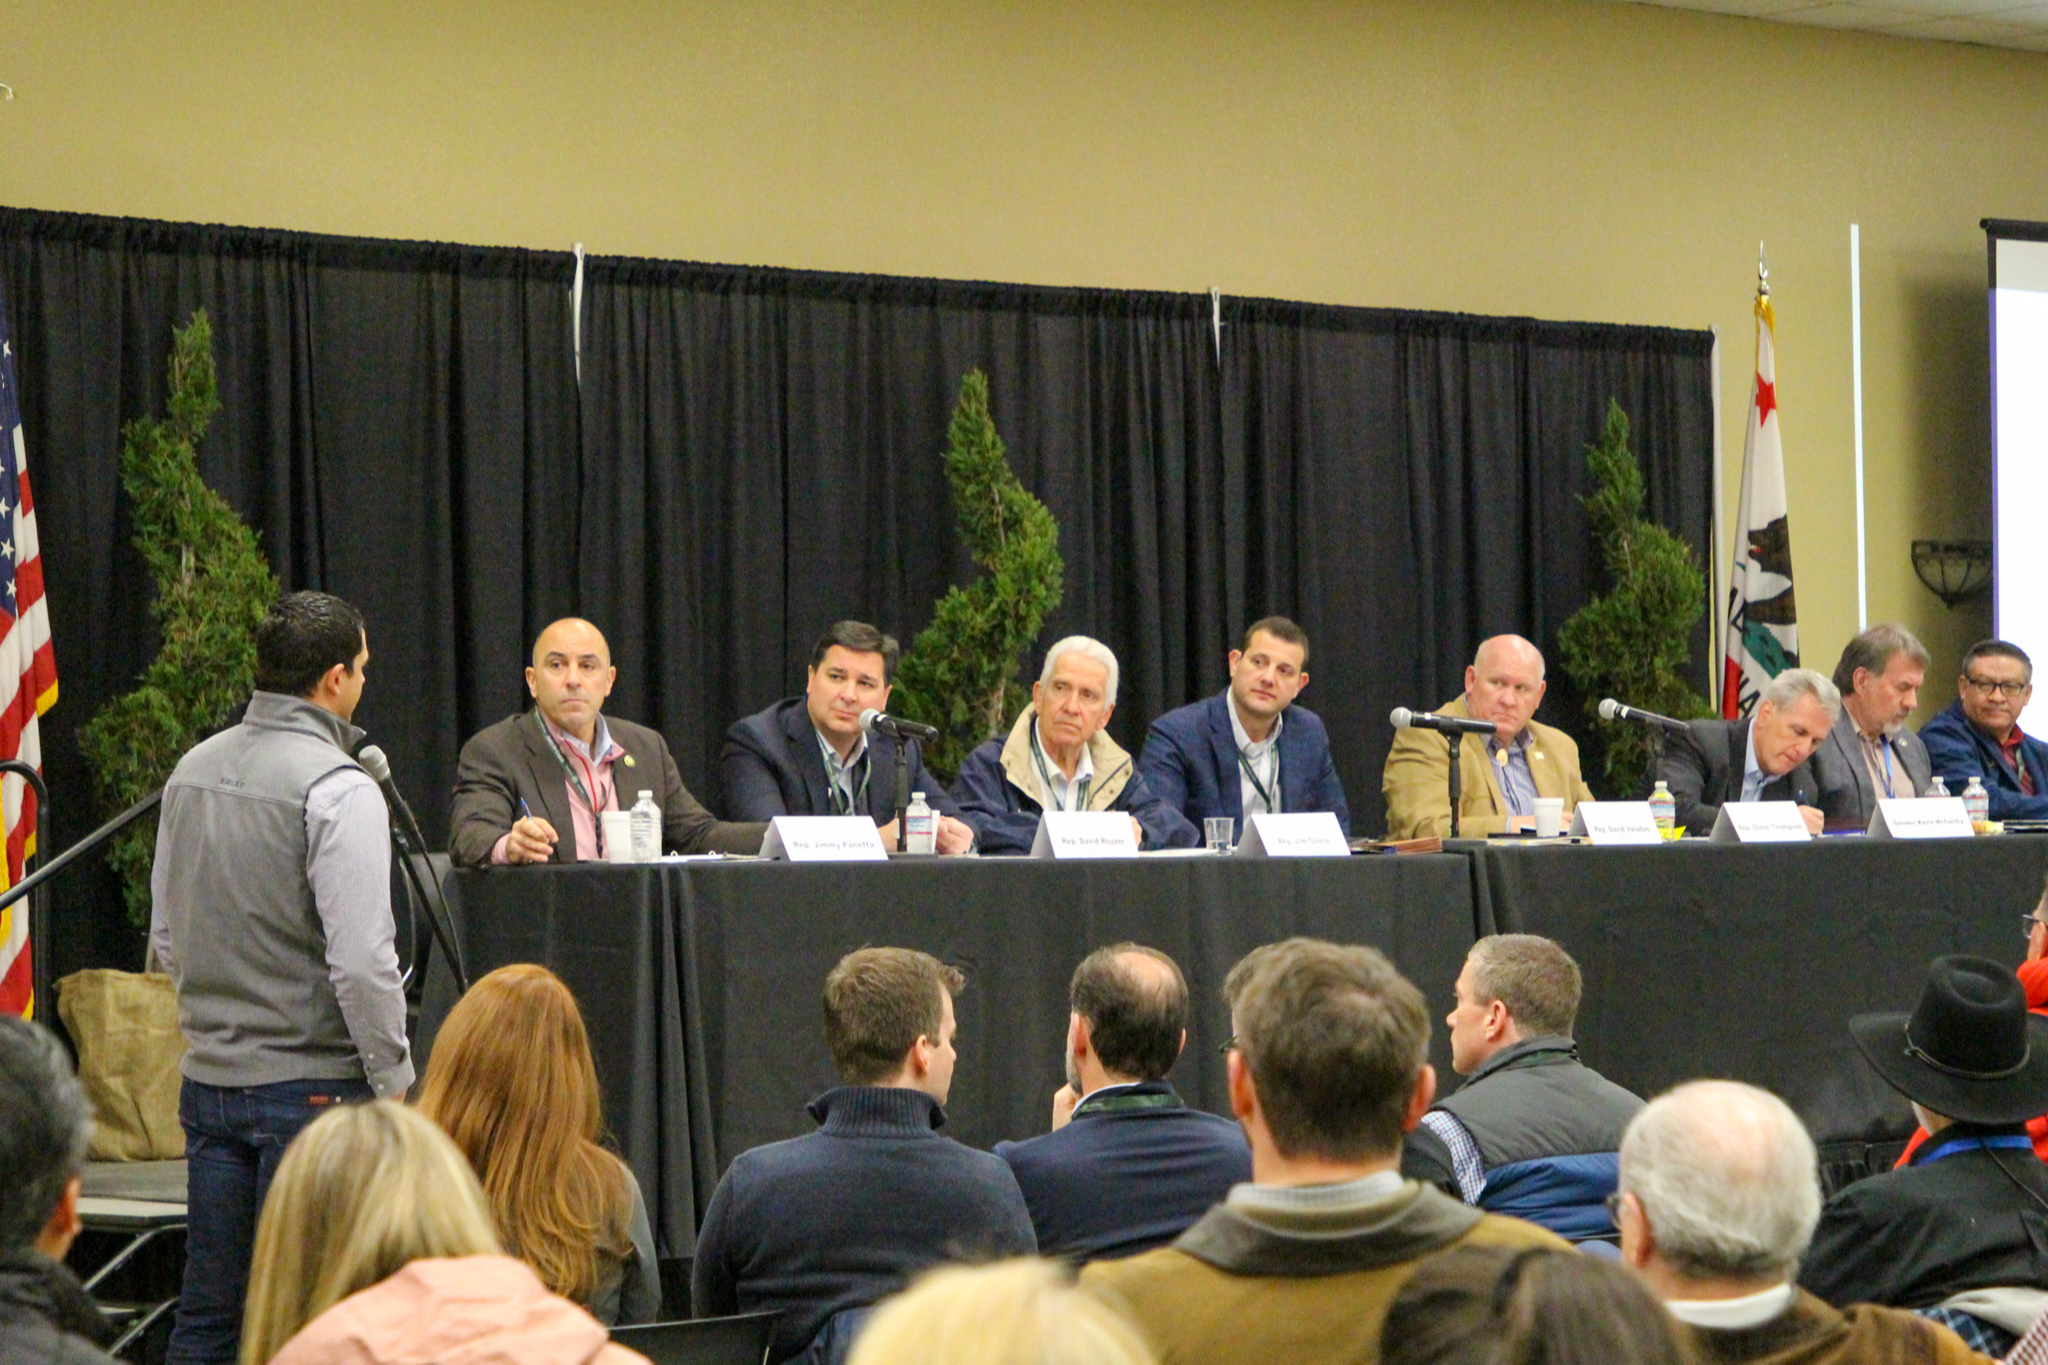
[1032, 810, 1141, 859]
[761, 815, 890, 861]
[1233, 812, 1349, 858]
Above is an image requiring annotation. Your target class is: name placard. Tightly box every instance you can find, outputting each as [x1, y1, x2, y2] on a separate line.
[1032, 810, 1141, 859]
[1565, 801, 1664, 845]
[1710, 802, 1812, 843]
[1234, 812, 1351, 859]
[760, 816, 889, 862]
[1868, 796, 1974, 840]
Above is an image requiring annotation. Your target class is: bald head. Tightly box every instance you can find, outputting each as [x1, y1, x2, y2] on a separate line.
[1618, 1081, 1820, 1286]
[526, 618, 617, 744]
[1069, 944, 1189, 1083]
[1465, 635, 1548, 744]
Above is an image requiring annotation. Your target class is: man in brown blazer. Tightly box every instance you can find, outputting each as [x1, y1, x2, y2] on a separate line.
[448, 617, 765, 866]
[1381, 635, 1596, 839]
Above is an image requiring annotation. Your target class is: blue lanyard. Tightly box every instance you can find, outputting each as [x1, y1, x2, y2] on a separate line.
[1917, 1134, 2035, 1166]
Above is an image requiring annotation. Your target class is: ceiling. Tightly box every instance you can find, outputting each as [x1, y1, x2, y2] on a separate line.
[1613, 0, 2048, 50]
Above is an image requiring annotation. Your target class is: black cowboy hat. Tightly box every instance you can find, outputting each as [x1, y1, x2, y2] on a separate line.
[1850, 955, 2048, 1126]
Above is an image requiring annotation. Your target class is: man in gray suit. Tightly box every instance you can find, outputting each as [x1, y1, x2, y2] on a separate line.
[1651, 668, 1858, 836]
[1814, 624, 1934, 829]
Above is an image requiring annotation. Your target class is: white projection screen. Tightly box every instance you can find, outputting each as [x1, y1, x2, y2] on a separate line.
[1991, 221, 2048, 661]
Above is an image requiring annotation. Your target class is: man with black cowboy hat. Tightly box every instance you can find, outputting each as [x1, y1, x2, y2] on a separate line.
[1801, 955, 2048, 1355]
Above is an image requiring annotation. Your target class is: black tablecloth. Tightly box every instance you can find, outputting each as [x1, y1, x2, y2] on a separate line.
[1455, 836, 2048, 1149]
[424, 852, 1477, 1257]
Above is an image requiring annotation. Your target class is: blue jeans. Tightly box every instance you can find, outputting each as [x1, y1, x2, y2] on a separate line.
[167, 1076, 374, 1365]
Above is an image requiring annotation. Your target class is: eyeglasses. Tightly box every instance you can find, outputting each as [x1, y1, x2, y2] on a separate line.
[1217, 1034, 1238, 1056]
[1605, 1191, 1628, 1229]
[1965, 675, 2032, 699]
[2023, 914, 2048, 940]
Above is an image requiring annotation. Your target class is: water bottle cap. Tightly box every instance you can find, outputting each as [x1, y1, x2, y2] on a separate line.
[638, 790, 654, 801]
[1653, 780, 1669, 791]
[912, 791, 925, 799]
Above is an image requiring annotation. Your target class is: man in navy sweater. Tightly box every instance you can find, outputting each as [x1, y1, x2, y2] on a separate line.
[692, 948, 1035, 1364]
[1921, 639, 2048, 822]
[996, 945, 1250, 1261]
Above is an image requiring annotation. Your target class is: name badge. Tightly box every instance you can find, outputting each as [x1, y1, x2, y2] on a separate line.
[1032, 811, 1140, 859]
[1710, 802, 1811, 843]
[760, 816, 889, 862]
[1234, 812, 1350, 858]
[1868, 796, 1974, 840]
[1566, 801, 1663, 845]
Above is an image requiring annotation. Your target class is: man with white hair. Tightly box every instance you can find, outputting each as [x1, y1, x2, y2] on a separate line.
[1614, 1080, 1984, 1365]
[951, 636, 1198, 854]
[1650, 668, 1859, 836]
[1382, 634, 1596, 839]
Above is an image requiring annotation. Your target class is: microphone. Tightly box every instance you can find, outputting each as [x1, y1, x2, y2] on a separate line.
[860, 708, 939, 741]
[358, 745, 427, 853]
[1598, 698, 1692, 734]
[1389, 707, 1497, 737]
[358, 744, 470, 994]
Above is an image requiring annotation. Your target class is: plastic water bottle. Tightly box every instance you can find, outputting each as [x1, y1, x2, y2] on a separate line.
[630, 789, 661, 862]
[1963, 776, 1990, 833]
[1648, 780, 1675, 833]
[904, 791, 937, 855]
[1929, 775, 1950, 799]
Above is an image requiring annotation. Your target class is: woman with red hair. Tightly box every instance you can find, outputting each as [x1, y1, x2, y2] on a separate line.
[417, 964, 659, 1325]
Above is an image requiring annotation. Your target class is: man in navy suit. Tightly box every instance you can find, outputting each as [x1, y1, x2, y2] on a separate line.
[720, 621, 975, 853]
[995, 944, 1250, 1263]
[1136, 617, 1350, 840]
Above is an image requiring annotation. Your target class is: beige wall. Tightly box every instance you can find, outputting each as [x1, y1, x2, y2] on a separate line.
[7, 0, 2046, 717]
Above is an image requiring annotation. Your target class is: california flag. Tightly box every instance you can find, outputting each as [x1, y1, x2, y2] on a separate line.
[1722, 282, 1797, 717]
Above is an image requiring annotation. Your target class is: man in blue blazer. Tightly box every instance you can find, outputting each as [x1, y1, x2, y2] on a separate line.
[1136, 617, 1350, 840]
[1921, 639, 2048, 822]
[720, 620, 975, 852]
[995, 944, 1250, 1263]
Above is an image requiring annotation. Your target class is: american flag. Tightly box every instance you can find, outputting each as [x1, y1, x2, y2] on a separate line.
[0, 281, 58, 1018]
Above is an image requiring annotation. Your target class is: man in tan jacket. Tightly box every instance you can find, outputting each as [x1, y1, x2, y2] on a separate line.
[1081, 938, 1566, 1365]
[1381, 634, 1595, 838]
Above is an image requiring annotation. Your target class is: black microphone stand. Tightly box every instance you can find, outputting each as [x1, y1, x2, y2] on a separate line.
[894, 743, 911, 853]
[1445, 734, 1463, 839]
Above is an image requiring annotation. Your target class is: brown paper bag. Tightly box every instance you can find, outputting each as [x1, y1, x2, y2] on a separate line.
[55, 969, 188, 1160]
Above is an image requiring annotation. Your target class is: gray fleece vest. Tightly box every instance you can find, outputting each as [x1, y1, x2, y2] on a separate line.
[155, 692, 371, 1087]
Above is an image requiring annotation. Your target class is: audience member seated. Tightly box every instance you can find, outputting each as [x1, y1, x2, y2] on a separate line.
[1081, 938, 1568, 1365]
[1400, 935, 1643, 1245]
[242, 1100, 645, 1365]
[0, 1015, 116, 1365]
[847, 1259, 1155, 1365]
[720, 619, 974, 852]
[951, 636, 1197, 854]
[1381, 635, 1595, 839]
[1378, 1244, 1690, 1365]
[1137, 616, 1350, 840]
[1920, 639, 2048, 822]
[692, 948, 1035, 1364]
[1615, 1080, 1986, 1365]
[1894, 877, 2048, 1167]
[1651, 667, 1854, 836]
[995, 944, 1250, 1261]
[1813, 624, 1934, 827]
[449, 617, 765, 866]
[415, 963, 658, 1326]
[1801, 955, 2048, 1355]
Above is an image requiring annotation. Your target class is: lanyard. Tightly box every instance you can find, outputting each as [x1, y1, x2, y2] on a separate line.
[535, 711, 602, 814]
[817, 731, 870, 816]
[1237, 745, 1279, 814]
[1032, 727, 1090, 812]
[1918, 1134, 2035, 1166]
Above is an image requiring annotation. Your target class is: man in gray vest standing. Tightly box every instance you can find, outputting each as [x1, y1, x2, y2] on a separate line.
[150, 590, 411, 1365]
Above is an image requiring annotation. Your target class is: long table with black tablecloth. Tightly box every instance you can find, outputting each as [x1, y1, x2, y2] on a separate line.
[420, 853, 1479, 1259]
[1452, 835, 2048, 1152]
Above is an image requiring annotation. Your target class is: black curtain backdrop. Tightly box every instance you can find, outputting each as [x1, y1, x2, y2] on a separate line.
[0, 207, 1713, 976]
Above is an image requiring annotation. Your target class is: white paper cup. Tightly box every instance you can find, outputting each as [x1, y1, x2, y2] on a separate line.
[1533, 797, 1565, 839]
[600, 810, 634, 863]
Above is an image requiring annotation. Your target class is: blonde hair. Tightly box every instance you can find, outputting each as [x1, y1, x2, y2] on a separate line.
[847, 1258, 1156, 1365]
[415, 964, 629, 1305]
[239, 1100, 500, 1365]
